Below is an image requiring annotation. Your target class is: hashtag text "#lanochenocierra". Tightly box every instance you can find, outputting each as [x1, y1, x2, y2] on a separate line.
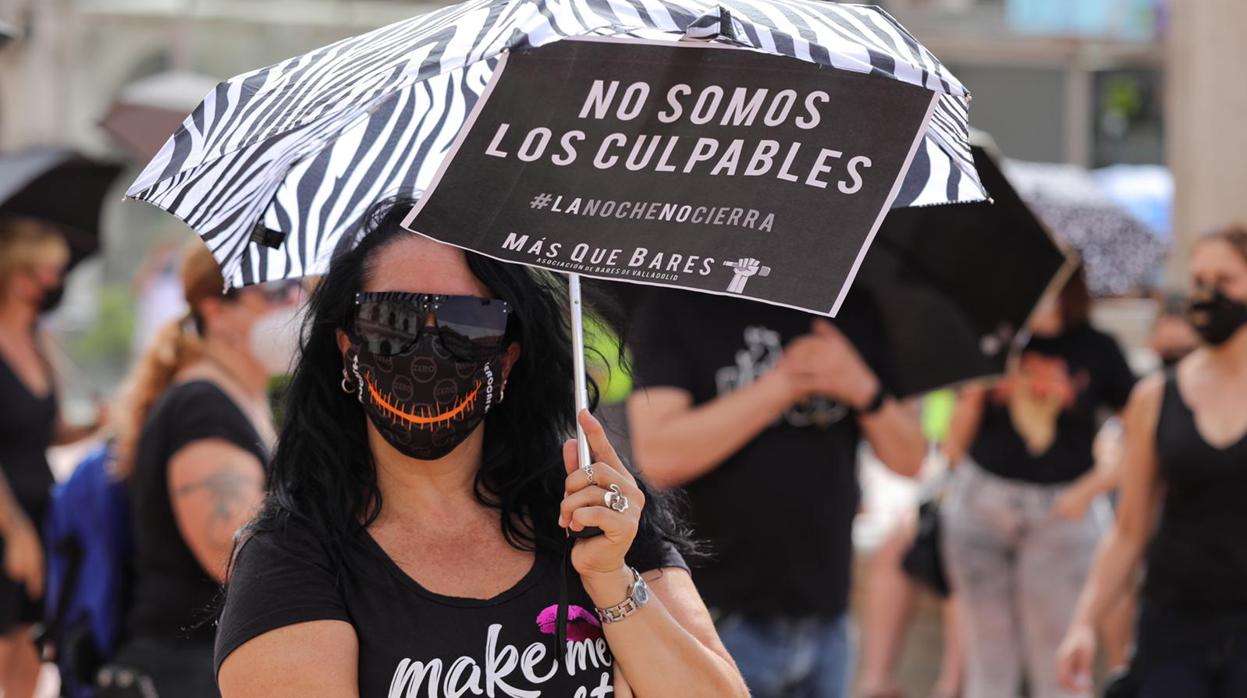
[531, 194, 776, 233]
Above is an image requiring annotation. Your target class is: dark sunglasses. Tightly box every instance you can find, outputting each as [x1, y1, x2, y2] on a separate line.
[352, 292, 511, 362]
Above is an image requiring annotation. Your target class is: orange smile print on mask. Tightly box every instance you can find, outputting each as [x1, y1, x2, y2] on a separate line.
[364, 372, 482, 431]
[347, 334, 502, 460]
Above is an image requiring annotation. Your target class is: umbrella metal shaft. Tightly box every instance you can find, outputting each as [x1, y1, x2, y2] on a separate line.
[568, 273, 605, 540]
[569, 273, 592, 470]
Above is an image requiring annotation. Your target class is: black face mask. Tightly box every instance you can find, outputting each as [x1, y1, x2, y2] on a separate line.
[348, 332, 503, 460]
[1159, 352, 1188, 369]
[38, 283, 65, 313]
[1187, 289, 1247, 346]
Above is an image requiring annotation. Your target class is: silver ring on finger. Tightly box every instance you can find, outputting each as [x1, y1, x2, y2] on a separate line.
[604, 483, 630, 514]
[583, 462, 597, 487]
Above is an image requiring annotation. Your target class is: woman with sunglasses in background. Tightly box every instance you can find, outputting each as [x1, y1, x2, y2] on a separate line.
[215, 199, 747, 698]
[104, 242, 299, 698]
[1058, 224, 1247, 697]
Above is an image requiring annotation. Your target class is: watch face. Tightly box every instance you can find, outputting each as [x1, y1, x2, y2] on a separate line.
[633, 578, 651, 605]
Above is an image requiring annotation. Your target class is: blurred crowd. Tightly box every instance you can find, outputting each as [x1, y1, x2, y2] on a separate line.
[1, 0, 1242, 693]
[2, 207, 1246, 698]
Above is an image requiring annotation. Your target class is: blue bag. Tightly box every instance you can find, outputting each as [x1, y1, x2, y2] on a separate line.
[43, 443, 133, 698]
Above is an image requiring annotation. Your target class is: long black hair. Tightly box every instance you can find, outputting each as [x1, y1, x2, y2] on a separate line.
[250, 198, 695, 569]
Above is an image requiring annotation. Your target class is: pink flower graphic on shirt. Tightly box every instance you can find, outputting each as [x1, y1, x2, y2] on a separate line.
[536, 604, 602, 642]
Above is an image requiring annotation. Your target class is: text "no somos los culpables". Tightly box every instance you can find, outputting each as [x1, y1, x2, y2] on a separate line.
[482, 80, 880, 194]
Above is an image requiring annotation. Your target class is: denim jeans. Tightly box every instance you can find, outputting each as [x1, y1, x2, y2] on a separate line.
[942, 461, 1109, 698]
[716, 612, 853, 698]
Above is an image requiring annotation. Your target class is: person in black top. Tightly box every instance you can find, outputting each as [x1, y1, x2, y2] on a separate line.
[107, 241, 298, 697]
[0, 218, 102, 698]
[214, 200, 747, 698]
[626, 287, 926, 698]
[1149, 292, 1201, 369]
[941, 267, 1136, 698]
[1060, 224, 1247, 698]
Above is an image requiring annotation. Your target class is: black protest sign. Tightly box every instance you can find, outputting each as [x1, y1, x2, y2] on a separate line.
[404, 37, 937, 315]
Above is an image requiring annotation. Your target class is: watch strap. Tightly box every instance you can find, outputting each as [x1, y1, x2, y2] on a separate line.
[860, 383, 891, 415]
[595, 567, 648, 624]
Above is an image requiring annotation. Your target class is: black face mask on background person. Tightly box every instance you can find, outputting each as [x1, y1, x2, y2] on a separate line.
[38, 283, 65, 313]
[1159, 352, 1189, 369]
[1187, 289, 1247, 346]
[347, 332, 504, 460]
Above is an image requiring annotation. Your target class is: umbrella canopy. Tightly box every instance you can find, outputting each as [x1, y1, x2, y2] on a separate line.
[126, 0, 985, 289]
[0, 21, 18, 45]
[841, 144, 1071, 397]
[0, 148, 124, 270]
[100, 71, 220, 162]
[1093, 164, 1172, 241]
[1005, 159, 1167, 296]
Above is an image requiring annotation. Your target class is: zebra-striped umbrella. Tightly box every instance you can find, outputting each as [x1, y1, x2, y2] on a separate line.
[126, 0, 984, 288]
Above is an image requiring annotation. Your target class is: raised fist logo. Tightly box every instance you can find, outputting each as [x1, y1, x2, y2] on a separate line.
[724, 257, 771, 294]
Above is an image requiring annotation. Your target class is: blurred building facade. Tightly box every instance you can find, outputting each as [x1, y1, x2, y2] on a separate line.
[1163, 0, 1247, 284]
[0, 0, 1171, 164]
[0, 0, 1241, 384]
[887, 0, 1164, 168]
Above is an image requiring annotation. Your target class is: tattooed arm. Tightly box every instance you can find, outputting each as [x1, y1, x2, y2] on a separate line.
[168, 439, 265, 583]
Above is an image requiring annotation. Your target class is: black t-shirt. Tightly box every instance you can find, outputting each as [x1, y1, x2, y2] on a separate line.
[214, 517, 686, 696]
[628, 289, 885, 619]
[969, 324, 1135, 484]
[127, 380, 267, 642]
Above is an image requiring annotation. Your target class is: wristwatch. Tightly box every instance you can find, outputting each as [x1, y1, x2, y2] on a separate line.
[595, 567, 651, 624]
[859, 383, 892, 416]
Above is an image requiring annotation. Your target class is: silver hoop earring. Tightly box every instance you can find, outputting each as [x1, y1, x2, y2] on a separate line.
[499, 381, 507, 403]
[341, 367, 355, 394]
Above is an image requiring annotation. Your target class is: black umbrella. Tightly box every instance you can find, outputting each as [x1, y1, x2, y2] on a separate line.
[841, 144, 1071, 397]
[0, 148, 124, 271]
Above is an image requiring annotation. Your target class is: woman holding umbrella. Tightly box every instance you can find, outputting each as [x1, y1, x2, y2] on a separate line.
[1058, 225, 1247, 697]
[215, 200, 747, 697]
[0, 218, 102, 697]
